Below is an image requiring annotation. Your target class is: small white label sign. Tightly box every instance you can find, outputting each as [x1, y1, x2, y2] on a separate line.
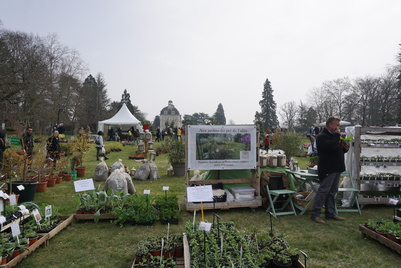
[74, 179, 95, 192]
[199, 221, 212, 232]
[163, 186, 169, 191]
[45, 205, 52, 218]
[143, 190, 151, 195]
[9, 194, 17, 205]
[187, 185, 214, 203]
[11, 221, 21, 237]
[32, 209, 42, 223]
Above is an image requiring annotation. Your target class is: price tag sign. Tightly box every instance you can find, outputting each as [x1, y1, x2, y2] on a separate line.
[32, 209, 42, 223]
[45, 205, 52, 218]
[143, 190, 151, 195]
[199, 221, 212, 232]
[163, 186, 169, 191]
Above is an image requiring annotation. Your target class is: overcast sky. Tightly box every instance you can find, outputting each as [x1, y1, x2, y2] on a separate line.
[1, 1, 400, 124]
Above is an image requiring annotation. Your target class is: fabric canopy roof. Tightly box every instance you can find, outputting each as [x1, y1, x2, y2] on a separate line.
[97, 103, 141, 132]
[318, 120, 351, 127]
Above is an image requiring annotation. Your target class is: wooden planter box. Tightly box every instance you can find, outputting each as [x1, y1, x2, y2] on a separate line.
[359, 224, 401, 255]
[0, 215, 74, 268]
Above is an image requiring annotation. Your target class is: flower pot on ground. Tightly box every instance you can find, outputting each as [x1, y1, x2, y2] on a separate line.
[63, 173, 73, 181]
[47, 177, 56, 187]
[11, 181, 38, 203]
[166, 138, 185, 177]
[75, 166, 86, 177]
[55, 176, 63, 184]
[36, 181, 47, 192]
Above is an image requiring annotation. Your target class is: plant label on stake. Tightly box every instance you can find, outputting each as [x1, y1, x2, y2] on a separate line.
[9, 194, 17, 205]
[143, 190, 151, 195]
[0, 200, 3, 213]
[199, 221, 212, 232]
[163, 186, 169, 199]
[11, 221, 21, 240]
[32, 209, 42, 223]
[0, 216, 6, 230]
[144, 190, 150, 211]
[45, 205, 52, 219]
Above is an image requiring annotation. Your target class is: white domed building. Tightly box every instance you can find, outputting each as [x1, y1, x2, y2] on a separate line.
[160, 100, 182, 129]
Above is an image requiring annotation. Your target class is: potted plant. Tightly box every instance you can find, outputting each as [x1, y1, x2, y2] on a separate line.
[141, 120, 151, 130]
[165, 138, 185, 177]
[71, 134, 91, 177]
[2, 149, 38, 202]
[273, 252, 293, 267]
[134, 242, 149, 264]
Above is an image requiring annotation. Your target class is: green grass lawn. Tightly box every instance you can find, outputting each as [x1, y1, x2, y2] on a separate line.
[11, 140, 401, 268]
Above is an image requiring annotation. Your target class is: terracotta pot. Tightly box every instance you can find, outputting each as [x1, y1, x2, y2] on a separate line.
[36, 181, 47, 192]
[63, 174, 73, 181]
[174, 247, 184, 258]
[29, 236, 39, 246]
[11, 249, 20, 260]
[75, 167, 87, 177]
[55, 176, 63, 184]
[163, 250, 175, 258]
[1, 254, 7, 265]
[47, 178, 56, 187]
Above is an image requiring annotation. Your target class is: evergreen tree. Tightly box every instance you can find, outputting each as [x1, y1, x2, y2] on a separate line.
[213, 103, 226, 125]
[397, 43, 401, 123]
[254, 78, 278, 131]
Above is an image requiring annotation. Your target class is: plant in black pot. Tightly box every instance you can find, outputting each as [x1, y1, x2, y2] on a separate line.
[165, 138, 185, 177]
[2, 149, 38, 203]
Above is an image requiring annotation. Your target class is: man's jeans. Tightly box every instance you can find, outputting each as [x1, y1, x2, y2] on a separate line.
[311, 172, 341, 218]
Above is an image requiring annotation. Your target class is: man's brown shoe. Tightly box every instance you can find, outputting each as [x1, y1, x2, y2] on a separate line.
[326, 215, 346, 221]
[310, 216, 326, 224]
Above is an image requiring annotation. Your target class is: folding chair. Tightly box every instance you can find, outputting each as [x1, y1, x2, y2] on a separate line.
[335, 171, 361, 215]
[266, 184, 297, 218]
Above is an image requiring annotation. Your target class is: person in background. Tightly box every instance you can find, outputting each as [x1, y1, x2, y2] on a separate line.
[95, 131, 108, 160]
[108, 127, 115, 141]
[310, 116, 349, 224]
[263, 129, 271, 150]
[314, 126, 320, 136]
[21, 127, 34, 161]
[116, 126, 122, 141]
[177, 127, 182, 141]
[156, 127, 161, 142]
[47, 130, 61, 168]
[57, 123, 65, 134]
[0, 130, 6, 169]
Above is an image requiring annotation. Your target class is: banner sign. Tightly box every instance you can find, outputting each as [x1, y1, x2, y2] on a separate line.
[187, 125, 257, 170]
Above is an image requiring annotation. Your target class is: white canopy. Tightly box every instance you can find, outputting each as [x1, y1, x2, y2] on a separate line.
[319, 120, 351, 127]
[97, 103, 141, 132]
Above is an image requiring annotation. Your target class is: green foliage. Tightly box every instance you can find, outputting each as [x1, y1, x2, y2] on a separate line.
[271, 131, 304, 160]
[213, 103, 226, 125]
[254, 78, 278, 130]
[164, 138, 185, 165]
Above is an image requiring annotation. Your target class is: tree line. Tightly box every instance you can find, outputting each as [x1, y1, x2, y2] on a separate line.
[0, 25, 145, 134]
[256, 46, 401, 133]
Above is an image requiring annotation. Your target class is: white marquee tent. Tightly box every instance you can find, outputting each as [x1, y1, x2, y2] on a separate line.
[97, 103, 142, 132]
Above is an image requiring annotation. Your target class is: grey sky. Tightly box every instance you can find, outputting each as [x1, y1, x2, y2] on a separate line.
[1, 1, 400, 124]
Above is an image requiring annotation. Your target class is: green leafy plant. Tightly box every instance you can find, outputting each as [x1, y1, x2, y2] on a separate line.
[165, 138, 185, 165]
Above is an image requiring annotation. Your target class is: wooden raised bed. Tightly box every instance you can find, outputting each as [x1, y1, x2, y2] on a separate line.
[359, 224, 401, 255]
[0, 215, 74, 268]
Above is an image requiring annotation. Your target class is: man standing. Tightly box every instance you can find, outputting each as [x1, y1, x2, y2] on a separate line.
[21, 127, 34, 160]
[310, 117, 349, 224]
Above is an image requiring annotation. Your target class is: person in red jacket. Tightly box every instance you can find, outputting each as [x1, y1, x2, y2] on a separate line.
[310, 116, 349, 224]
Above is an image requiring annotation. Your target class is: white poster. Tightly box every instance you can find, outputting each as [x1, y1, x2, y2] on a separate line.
[187, 125, 257, 170]
[186, 185, 214, 202]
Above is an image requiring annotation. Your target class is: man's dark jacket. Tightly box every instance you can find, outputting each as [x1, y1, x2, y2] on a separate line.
[316, 128, 348, 181]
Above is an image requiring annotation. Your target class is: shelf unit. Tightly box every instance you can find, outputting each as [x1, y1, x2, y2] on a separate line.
[352, 126, 401, 206]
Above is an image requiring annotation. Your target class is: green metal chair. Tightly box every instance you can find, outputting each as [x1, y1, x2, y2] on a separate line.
[335, 171, 361, 215]
[266, 184, 297, 218]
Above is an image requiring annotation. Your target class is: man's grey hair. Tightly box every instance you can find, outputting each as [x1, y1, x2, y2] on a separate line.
[326, 116, 341, 126]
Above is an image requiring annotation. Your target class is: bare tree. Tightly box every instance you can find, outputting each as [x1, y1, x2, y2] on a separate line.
[279, 101, 297, 130]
